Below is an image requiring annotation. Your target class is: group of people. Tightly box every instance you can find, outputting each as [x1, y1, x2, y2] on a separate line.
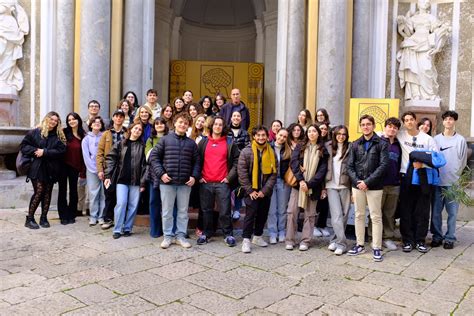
[20, 87, 467, 262]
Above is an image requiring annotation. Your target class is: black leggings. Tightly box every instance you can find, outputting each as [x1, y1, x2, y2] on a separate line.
[29, 180, 54, 217]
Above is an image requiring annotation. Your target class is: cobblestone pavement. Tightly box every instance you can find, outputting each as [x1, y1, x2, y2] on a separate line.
[0, 209, 473, 315]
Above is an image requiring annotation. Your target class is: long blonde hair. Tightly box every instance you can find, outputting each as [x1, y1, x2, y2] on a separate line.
[40, 111, 66, 144]
[190, 114, 207, 140]
[133, 105, 153, 125]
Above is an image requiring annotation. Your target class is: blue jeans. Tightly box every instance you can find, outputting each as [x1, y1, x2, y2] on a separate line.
[267, 178, 291, 237]
[149, 182, 163, 238]
[113, 184, 140, 234]
[160, 184, 191, 238]
[87, 170, 105, 221]
[431, 186, 459, 242]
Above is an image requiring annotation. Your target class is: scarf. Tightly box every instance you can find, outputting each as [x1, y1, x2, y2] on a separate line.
[298, 143, 320, 209]
[251, 140, 276, 190]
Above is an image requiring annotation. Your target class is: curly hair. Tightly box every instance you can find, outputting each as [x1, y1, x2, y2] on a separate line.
[41, 111, 66, 144]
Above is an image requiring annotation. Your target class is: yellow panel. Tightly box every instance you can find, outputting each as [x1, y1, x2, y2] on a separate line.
[169, 60, 264, 128]
[305, 0, 319, 116]
[348, 98, 400, 141]
[73, 0, 81, 112]
[110, 0, 123, 116]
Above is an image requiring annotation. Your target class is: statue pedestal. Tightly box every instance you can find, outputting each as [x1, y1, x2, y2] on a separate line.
[404, 99, 440, 134]
[0, 94, 19, 126]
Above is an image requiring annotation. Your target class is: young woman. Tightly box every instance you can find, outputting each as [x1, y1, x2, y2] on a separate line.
[285, 124, 328, 251]
[118, 99, 134, 128]
[417, 117, 432, 135]
[161, 104, 174, 130]
[287, 123, 306, 150]
[58, 112, 86, 225]
[183, 90, 194, 107]
[228, 111, 250, 220]
[146, 117, 169, 238]
[21, 112, 67, 229]
[173, 97, 186, 114]
[325, 125, 351, 255]
[213, 93, 226, 116]
[188, 103, 203, 121]
[268, 120, 283, 143]
[199, 95, 213, 116]
[82, 116, 106, 226]
[133, 105, 153, 143]
[190, 114, 207, 143]
[297, 109, 312, 131]
[105, 123, 147, 239]
[315, 108, 331, 125]
[123, 91, 140, 116]
[268, 128, 292, 244]
[314, 122, 332, 238]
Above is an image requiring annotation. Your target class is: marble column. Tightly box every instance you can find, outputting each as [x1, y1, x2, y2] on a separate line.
[54, 0, 75, 119]
[79, 0, 111, 119]
[122, 0, 144, 104]
[316, 0, 349, 125]
[262, 9, 278, 126]
[153, 3, 172, 105]
[275, 0, 306, 126]
[351, 0, 370, 98]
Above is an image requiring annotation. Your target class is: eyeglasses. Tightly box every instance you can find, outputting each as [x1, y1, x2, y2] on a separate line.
[412, 136, 417, 147]
[89, 105, 100, 108]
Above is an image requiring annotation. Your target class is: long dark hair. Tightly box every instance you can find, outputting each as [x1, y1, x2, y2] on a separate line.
[300, 124, 324, 157]
[199, 95, 213, 116]
[123, 91, 140, 109]
[151, 117, 169, 137]
[331, 125, 349, 159]
[64, 112, 85, 141]
[315, 108, 330, 125]
[316, 122, 331, 142]
[287, 123, 306, 146]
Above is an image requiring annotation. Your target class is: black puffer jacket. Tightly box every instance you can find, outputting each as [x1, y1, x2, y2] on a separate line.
[228, 126, 250, 151]
[20, 128, 66, 183]
[105, 139, 147, 187]
[149, 132, 201, 185]
[346, 133, 389, 190]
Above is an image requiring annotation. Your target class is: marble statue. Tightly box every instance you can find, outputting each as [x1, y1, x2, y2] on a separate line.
[0, 0, 28, 95]
[396, 0, 451, 101]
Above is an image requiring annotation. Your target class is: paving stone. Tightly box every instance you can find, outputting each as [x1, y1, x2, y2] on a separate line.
[0, 299, 10, 308]
[115, 244, 162, 260]
[144, 247, 198, 266]
[32, 261, 90, 279]
[183, 290, 252, 314]
[400, 262, 444, 282]
[242, 287, 291, 309]
[362, 271, 431, 294]
[0, 247, 32, 262]
[227, 266, 300, 289]
[413, 311, 432, 316]
[226, 251, 294, 271]
[304, 260, 372, 281]
[346, 255, 407, 274]
[340, 296, 415, 314]
[317, 304, 364, 315]
[109, 258, 161, 275]
[0, 255, 50, 273]
[436, 266, 474, 287]
[2, 292, 84, 315]
[454, 287, 474, 315]
[273, 263, 318, 280]
[64, 294, 156, 315]
[189, 253, 242, 272]
[62, 245, 103, 259]
[0, 270, 46, 291]
[140, 301, 210, 315]
[380, 288, 457, 314]
[240, 308, 278, 315]
[148, 259, 208, 280]
[60, 267, 121, 287]
[137, 279, 202, 306]
[265, 294, 323, 315]
[0, 270, 9, 276]
[0, 285, 50, 304]
[423, 279, 471, 304]
[100, 271, 168, 295]
[66, 283, 117, 305]
[185, 269, 262, 299]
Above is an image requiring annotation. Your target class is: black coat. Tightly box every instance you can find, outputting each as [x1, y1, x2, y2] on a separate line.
[227, 127, 250, 151]
[20, 128, 67, 183]
[105, 139, 147, 187]
[149, 132, 201, 185]
[347, 133, 389, 190]
[270, 141, 291, 180]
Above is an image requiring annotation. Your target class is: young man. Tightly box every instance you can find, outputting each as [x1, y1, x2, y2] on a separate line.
[196, 116, 240, 247]
[220, 88, 251, 130]
[379, 117, 402, 250]
[237, 125, 277, 253]
[96, 109, 126, 229]
[431, 111, 467, 249]
[83, 100, 101, 131]
[397, 111, 438, 253]
[143, 89, 161, 119]
[346, 115, 389, 262]
[149, 112, 200, 249]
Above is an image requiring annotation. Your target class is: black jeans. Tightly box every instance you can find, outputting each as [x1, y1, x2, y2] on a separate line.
[103, 186, 116, 222]
[316, 196, 329, 228]
[57, 164, 79, 220]
[399, 177, 432, 245]
[242, 195, 271, 239]
[200, 182, 232, 238]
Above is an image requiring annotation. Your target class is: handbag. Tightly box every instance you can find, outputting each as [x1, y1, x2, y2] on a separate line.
[284, 167, 297, 187]
[16, 151, 32, 176]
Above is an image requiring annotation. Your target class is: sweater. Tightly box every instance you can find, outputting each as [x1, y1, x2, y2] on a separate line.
[434, 132, 468, 186]
[82, 131, 103, 173]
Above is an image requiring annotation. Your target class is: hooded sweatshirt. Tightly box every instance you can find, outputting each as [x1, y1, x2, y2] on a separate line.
[82, 131, 103, 173]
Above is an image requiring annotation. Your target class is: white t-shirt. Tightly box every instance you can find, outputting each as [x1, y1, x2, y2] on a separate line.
[397, 129, 438, 174]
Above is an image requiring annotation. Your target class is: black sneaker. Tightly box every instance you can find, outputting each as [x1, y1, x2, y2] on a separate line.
[347, 245, 365, 256]
[39, 216, 50, 228]
[25, 216, 40, 229]
[196, 235, 208, 245]
[112, 233, 121, 239]
[416, 242, 429, 253]
[443, 241, 454, 249]
[123, 231, 132, 237]
[402, 243, 413, 252]
[431, 239, 443, 247]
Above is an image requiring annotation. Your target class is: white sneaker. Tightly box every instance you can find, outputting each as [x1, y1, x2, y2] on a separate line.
[285, 244, 294, 250]
[176, 237, 192, 248]
[320, 228, 331, 237]
[232, 210, 241, 220]
[251, 236, 268, 247]
[313, 228, 323, 237]
[334, 247, 345, 256]
[160, 237, 173, 249]
[383, 239, 398, 251]
[299, 243, 309, 251]
[269, 235, 277, 244]
[242, 238, 251, 253]
[98, 218, 105, 225]
[89, 218, 97, 226]
[328, 242, 337, 251]
[278, 233, 286, 243]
